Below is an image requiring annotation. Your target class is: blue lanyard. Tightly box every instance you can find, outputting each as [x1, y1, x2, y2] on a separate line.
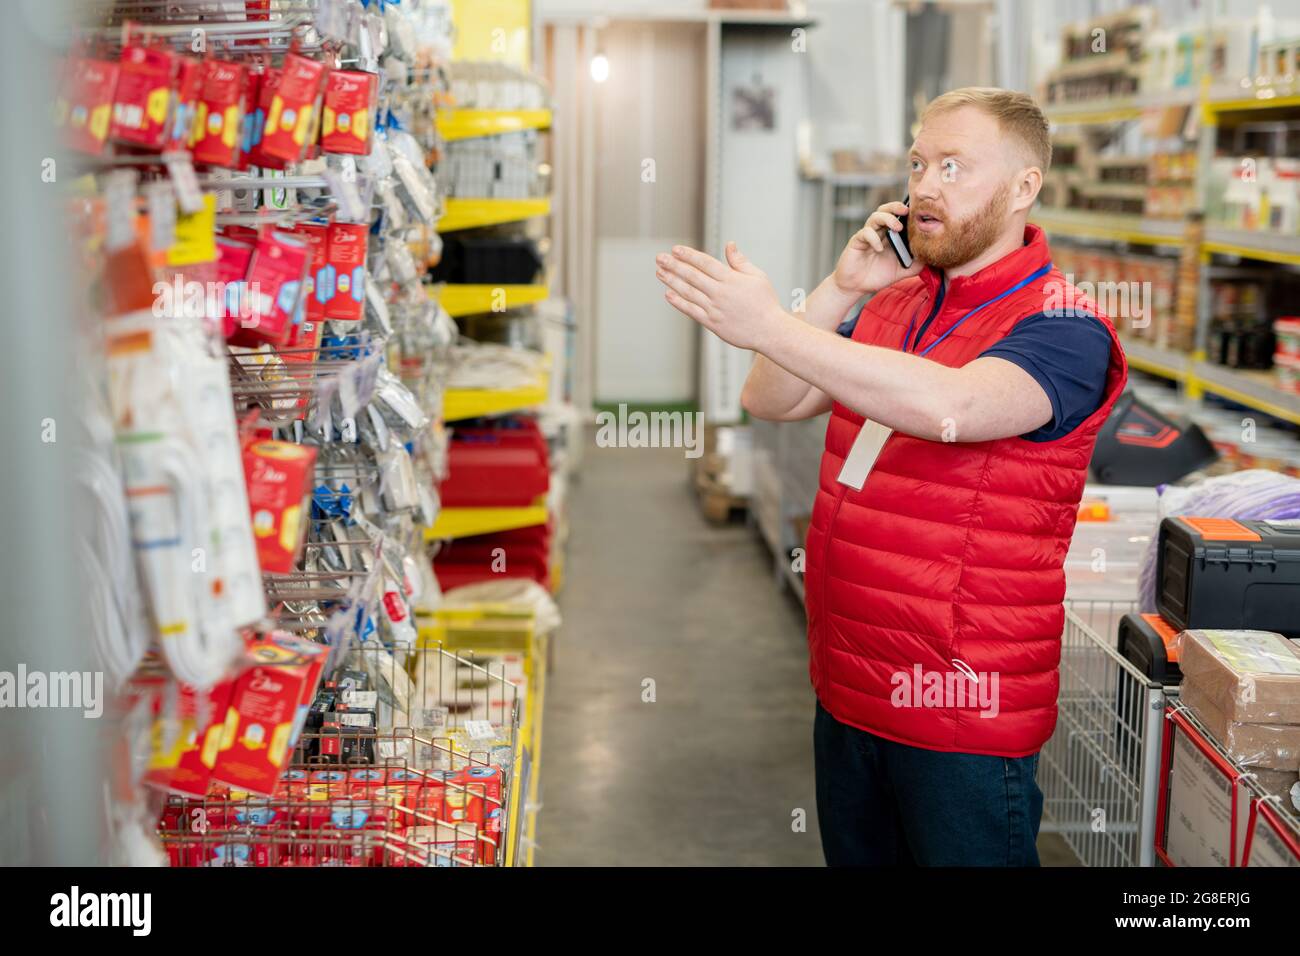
[902, 263, 1053, 357]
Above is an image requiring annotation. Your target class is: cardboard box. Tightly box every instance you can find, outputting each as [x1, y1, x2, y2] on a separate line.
[1181, 679, 1300, 771]
[1165, 727, 1235, 866]
[1177, 629, 1300, 725]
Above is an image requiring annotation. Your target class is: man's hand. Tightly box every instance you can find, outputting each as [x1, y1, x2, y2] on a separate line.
[655, 242, 786, 351]
[832, 200, 924, 295]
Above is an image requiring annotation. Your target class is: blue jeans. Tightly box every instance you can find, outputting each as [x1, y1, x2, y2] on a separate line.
[813, 700, 1044, 866]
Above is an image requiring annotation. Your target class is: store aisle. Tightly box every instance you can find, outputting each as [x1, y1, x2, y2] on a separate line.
[538, 435, 1083, 867]
[538, 435, 823, 865]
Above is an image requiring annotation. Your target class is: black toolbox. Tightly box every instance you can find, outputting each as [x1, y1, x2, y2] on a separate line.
[1156, 516, 1300, 637]
[1117, 611, 1183, 684]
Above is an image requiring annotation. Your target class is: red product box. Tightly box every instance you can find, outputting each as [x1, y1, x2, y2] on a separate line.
[111, 44, 176, 149]
[323, 221, 368, 321]
[234, 69, 263, 170]
[243, 440, 316, 574]
[246, 68, 282, 168]
[193, 60, 247, 167]
[321, 69, 378, 155]
[216, 236, 255, 339]
[210, 637, 327, 797]
[59, 57, 120, 155]
[398, 824, 477, 867]
[143, 678, 238, 798]
[163, 55, 202, 154]
[229, 229, 309, 347]
[259, 53, 325, 166]
[292, 220, 329, 323]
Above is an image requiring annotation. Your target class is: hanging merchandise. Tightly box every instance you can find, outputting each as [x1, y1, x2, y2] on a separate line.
[323, 219, 369, 320]
[58, 55, 119, 156]
[258, 52, 326, 167]
[192, 60, 247, 167]
[243, 440, 317, 574]
[110, 41, 177, 151]
[57, 0, 557, 868]
[229, 229, 310, 348]
[321, 69, 379, 155]
[164, 55, 202, 154]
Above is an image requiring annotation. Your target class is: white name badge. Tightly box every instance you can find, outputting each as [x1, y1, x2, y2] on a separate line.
[836, 419, 894, 490]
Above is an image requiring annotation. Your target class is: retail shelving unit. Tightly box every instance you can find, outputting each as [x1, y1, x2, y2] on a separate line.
[1037, 73, 1300, 433]
[420, 7, 562, 867]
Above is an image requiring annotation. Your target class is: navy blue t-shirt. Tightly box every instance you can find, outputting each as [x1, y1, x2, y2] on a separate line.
[836, 309, 1112, 442]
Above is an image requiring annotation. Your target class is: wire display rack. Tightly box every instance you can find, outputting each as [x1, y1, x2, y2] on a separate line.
[1039, 598, 1166, 867]
[154, 640, 523, 867]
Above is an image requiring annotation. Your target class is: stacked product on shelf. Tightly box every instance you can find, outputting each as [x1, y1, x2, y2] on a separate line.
[1035, 6, 1300, 467]
[1042, 9, 1154, 105]
[434, 415, 553, 590]
[1050, 243, 1181, 346]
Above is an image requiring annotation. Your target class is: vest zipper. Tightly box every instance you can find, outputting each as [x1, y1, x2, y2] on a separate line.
[908, 283, 945, 352]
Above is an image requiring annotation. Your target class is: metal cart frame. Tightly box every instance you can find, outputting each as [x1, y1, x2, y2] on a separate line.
[1039, 598, 1166, 867]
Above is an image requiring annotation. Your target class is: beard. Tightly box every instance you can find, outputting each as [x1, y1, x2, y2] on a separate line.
[907, 182, 1012, 271]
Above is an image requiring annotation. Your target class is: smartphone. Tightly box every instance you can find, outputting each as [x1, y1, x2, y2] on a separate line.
[887, 195, 912, 269]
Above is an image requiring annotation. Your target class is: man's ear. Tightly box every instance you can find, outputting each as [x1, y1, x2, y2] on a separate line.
[1010, 165, 1043, 214]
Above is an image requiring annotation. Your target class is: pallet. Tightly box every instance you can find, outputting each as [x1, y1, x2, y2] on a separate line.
[694, 471, 748, 525]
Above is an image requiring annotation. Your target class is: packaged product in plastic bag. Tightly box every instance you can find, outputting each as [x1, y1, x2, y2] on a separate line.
[1178, 629, 1300, 769]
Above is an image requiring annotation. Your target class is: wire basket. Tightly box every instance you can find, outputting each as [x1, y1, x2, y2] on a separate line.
[1039, 598, 1166, 866]
[154, 640, 523, 867]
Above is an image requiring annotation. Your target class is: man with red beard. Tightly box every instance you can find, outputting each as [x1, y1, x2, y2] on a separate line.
[655, 88, 1127, 866]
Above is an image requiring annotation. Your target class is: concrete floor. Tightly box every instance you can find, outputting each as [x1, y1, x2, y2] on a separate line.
[536, 438, 1079, 867]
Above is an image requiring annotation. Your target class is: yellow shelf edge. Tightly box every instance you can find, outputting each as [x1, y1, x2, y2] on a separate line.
[432, 283, 549, 317]
[1202, 240, 1300, 268]
[1032, 213, 1182, 247]
[437, 197, 552, 232]
[423, 504, 549, 541]
[1125, 352, 1187, 382]
[1191, 376, 1300, 426]
[436, 108, 552, 142]
[442, 380, 549, 422]
[1204, 93, 1300, 116]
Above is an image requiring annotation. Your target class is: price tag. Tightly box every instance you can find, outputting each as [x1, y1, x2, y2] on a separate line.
[103, 170, 138, 252]
[420, 706, 449, 734]
[166, 194, 217, 267]
[144, 181, 176, 255]
[464, 720, 495, 741]
[323, 168, 366, 223]
[163, 153, 204, 214]
[338, 365, 360, 419]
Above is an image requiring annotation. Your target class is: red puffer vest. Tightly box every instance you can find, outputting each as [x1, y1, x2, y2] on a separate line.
[804, 225, 1128, 757]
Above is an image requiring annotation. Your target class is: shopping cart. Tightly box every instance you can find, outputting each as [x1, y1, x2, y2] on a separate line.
[1038, 598, 1167, 867]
